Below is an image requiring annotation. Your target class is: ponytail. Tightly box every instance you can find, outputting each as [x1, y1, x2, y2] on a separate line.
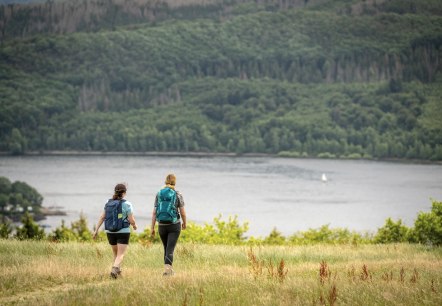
[112, 183, 127, 200]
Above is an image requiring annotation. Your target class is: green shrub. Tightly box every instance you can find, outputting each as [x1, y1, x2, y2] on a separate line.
[49, 214, 94, 242]
[15, 212, 45, 240]
[289, 224, 369, 245]
[317, 152, 336, 159]
[278, 151, 301, 158]
[48, 220, 78, 242]
[180, 215, 249, 245]
[0, 218, 12, 239]
[263, 228, 286, 245]
[374, 218, 410, 243]
[70, 213, 92, 241]
[409, 200, 442, 246]
[138, 226, 161, 244]
[346, 153, 363, 159]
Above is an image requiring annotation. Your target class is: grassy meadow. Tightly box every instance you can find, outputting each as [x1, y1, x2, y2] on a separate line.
[0, 240, 441, 305]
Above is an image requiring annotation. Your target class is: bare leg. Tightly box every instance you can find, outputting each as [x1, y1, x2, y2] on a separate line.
[113, 243, 128, 268]
[111, 245, 118, 262]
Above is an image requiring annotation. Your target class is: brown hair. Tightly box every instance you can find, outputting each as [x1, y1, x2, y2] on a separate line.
[112, 183, 127, 200]
[165, 174, 176, 186]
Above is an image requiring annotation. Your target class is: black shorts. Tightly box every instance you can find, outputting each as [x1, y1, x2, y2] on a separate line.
[106, 233, 130, 245]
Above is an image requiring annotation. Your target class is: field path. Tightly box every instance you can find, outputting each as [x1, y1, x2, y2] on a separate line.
[0, 280, 111, 305]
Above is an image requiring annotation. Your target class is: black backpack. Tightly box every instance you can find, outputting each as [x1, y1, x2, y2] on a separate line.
[104, 199, 130, 232]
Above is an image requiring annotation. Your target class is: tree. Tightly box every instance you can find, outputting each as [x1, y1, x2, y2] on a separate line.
[11, 181, 43, 206]
[49, 220, 77, 242]
[0, 218, 12, 239]
[0, 177, 12, 194]
[0, 194, 8, 212]
[15, 212, 45, 240]
[409, 200, 442, 246]
[8, 128, 27, 155]
[264, 228, 286, 245]
[374, 218, 410, 243]
[388, 78, 402, 93]
[70, 213, 92, 241]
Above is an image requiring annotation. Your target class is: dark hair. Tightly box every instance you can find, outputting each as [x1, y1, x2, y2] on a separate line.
[112, 183, 127, 200]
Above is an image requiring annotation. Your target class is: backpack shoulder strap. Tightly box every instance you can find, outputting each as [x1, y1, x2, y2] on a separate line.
[118, 199, 125, 214]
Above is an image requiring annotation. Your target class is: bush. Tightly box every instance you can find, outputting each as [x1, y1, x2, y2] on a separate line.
[0, 218, 12, 239]
[317, 152, 336, 159]
[346, 153, 363, 159]
[15, 212, 45, 240]
[409, 200, 442, 246]
[263, 228, 286, 245]
[139, 227, 161, 244]
[278, 151, 301, 158]
[48, 220, 77, 242]
[374, 218, 410, 243]
[49, 214, 94, 242]
[180, 215, 249, 245]
[289, 224, 369, 245]
[70, 213, 92, 241]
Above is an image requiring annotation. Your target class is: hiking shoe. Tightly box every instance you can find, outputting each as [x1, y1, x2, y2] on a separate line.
[110, 266, 120, 279]
[163, 265, 174, 276]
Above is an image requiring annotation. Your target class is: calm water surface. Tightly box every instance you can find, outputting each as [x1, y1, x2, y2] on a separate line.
[1, 156, 441, 237]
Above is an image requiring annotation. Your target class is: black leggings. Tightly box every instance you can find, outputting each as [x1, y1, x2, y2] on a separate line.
[158, 223, 181, 265]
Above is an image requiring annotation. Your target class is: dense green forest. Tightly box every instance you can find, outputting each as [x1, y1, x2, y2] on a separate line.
[0, 0, 441, 159]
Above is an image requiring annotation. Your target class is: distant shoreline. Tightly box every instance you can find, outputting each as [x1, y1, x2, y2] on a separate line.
[1, 150, 271, 158]
[0, 151, 440, 164]
[41, 206, 67, 217]
[1, 206, 66, 223]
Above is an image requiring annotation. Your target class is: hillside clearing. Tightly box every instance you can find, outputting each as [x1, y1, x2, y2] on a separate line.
[1, 240, 441, 305]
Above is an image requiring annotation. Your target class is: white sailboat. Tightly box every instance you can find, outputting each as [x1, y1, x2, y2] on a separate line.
[321, 173, 328, 182]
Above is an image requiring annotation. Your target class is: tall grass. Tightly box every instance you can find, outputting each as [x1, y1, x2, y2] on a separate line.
[0, 240, 441, 305]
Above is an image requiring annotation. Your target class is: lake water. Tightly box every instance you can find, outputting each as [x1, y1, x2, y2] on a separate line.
[1, 155, 441, 237]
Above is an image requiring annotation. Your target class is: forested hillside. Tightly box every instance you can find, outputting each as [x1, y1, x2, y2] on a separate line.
[1, 0, 441, 159]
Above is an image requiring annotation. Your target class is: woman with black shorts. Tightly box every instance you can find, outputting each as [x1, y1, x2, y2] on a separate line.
[93, 183, 137, 278]
[150, 174, 187, 276]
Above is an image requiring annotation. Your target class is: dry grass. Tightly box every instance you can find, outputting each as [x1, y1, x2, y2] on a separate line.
[0, 240, 441, 305]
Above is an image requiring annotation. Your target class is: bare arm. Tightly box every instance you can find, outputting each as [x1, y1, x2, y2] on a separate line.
[175, 191, 186, 230]
[180, 206, 187, 230]
[128, 213, 137, 230]
[150, 207, 157, 237]
[93, 211, 106, 239]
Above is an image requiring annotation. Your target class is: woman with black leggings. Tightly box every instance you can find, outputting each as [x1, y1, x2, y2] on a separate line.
[151, 174, 187, 276]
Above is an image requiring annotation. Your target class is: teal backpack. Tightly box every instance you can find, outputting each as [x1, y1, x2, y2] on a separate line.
[156, 187, 178, 223]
